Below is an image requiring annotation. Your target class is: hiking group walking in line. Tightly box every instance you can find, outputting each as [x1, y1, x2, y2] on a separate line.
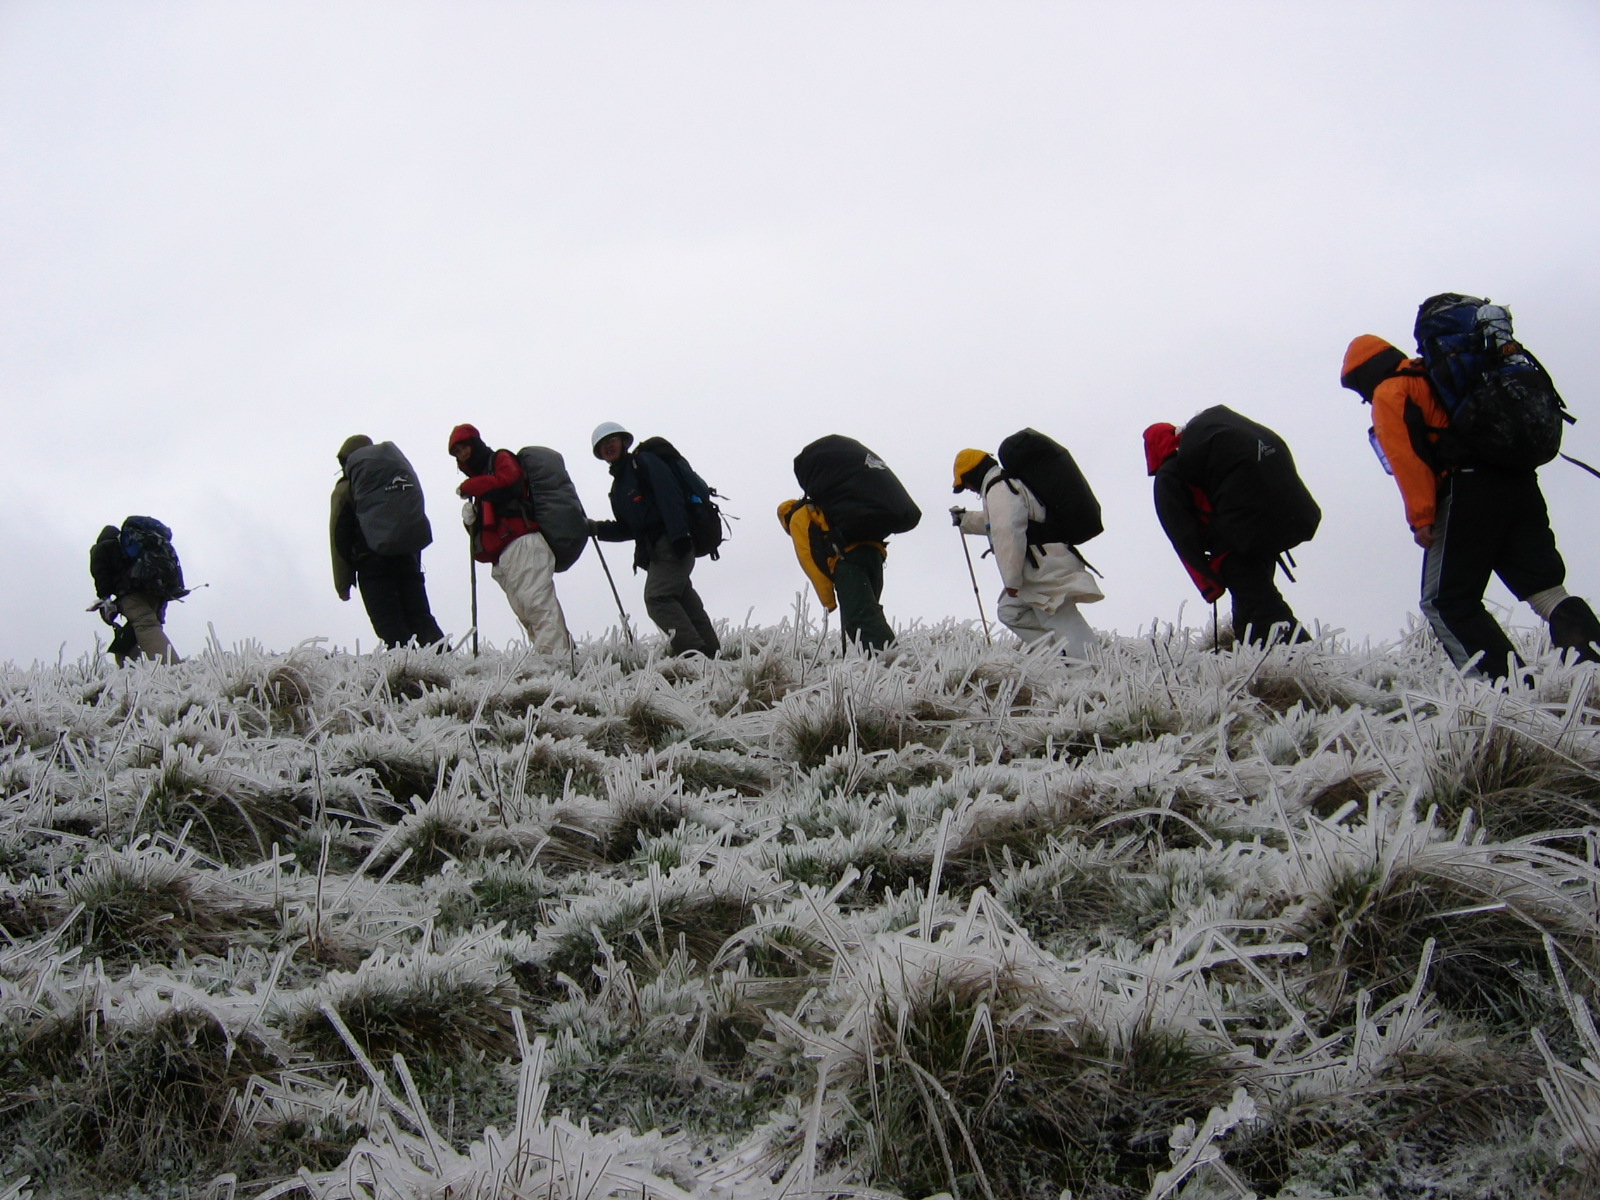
[90, 292, 1600, 682]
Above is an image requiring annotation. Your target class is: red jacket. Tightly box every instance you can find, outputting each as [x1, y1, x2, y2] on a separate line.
[458, 449, 536, 564]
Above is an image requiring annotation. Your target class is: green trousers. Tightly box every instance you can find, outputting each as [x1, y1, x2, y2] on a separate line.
[834, 545, 893, 652]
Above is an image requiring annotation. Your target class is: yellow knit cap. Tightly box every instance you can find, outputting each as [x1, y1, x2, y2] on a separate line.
[952, 448, 990, 491]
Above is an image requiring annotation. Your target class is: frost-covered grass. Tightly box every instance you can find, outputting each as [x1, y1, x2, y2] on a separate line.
[3, 619, 1600, 1199]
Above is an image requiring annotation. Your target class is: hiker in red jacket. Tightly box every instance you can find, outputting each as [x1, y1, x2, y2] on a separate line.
[1144, 408, 1320, 647]
[449, 423, 572, 654]
[1342, 334, 1600, 679]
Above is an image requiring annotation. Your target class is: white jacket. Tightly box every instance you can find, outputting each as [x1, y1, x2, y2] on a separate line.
[959, 466, 1103, 612]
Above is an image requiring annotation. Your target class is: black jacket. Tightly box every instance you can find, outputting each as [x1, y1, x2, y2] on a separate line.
[1154, 406, 1321, 561]
[593, 451, 691, 568]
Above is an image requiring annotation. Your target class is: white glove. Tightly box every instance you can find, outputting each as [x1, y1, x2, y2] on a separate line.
[461, 499, 478, 529]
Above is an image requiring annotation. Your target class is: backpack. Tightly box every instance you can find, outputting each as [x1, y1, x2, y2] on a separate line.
[515, 446, 588, 572]
[1178, 406, 1321, 556]
[344, 441, 434, 556]
[993, 428, 1103, 547]
[120, 516, 187, 601]
[792, 435, 922, 545]
[633, 436, 726, 559]
[1410, 293, 1572, 469]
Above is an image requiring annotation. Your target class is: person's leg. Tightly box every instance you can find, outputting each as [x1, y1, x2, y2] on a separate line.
[1221, 555, 1298, 646]
[674, 566, 721, 656]
[396, 558, 447, 647]
[833, 545, 893, 651]
[491, 534, 573, 654]
[1420, 470, 1519, 679]
[996, 592, 1097, 658]
[116, 592, 179, 663]
[358, 564, 415, 648]
[1484, 471, 1596, 664]
[642, 537, 711, 655]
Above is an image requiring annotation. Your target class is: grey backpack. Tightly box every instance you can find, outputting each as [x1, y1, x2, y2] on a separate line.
[345, 441, 434, 556]
[516, 446, 588, 572]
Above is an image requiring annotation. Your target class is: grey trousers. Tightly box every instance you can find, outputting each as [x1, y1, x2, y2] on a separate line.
[643, 537, 719, 655]
[116, 592, 180, 664]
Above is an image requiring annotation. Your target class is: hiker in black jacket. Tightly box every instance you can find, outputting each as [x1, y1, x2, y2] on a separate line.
[589, 422, 720, 656]
[331, 434, 446, 650]
[1144, 406, 1320, 646]
[89, 520, 183, 664]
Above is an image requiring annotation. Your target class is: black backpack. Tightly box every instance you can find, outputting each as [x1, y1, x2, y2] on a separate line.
[515, 446, 588, 572]
[344, 441, 434, 556]
[994, 428, 1103, 547]
[120, 516, 188, 601]
[1409, 293, 1572, 470]
[634, 436, 726, 559]
[793, 435, 922, 544]
[1178, 407, 1321, 557]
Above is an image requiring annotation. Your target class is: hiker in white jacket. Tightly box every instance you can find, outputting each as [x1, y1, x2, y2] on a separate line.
[952, 449, 1102, 659]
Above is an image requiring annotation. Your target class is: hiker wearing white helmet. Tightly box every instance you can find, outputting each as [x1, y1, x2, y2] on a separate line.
[589, 422, 721, 656]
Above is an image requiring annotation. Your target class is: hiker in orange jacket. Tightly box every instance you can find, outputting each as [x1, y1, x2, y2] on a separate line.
[1341, 334, 1600, 679]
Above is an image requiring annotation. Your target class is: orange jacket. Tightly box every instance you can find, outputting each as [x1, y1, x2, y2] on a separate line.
[1341, 335, 1449, 532]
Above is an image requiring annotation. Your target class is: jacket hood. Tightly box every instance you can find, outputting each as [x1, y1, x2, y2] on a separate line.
[1143, 423, 1181, 476]
[1340, 335, 1407, 404]
[448, 423, 480, 452]
[337, 434, 373, 466]
[951, 448, 993, 493]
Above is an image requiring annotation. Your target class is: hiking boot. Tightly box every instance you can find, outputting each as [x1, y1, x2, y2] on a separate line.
[1548, 596, 1600, 664]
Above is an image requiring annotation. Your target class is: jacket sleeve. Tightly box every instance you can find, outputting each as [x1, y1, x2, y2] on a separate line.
[638, 453, 690, 544]
[957, 509, 987, 536]
[1371, 373, 1442, 531]
[982, 480, 1030, 591]
[458, 450, 524, 499]
[1153, 468, 1223, 601]
[330, 481, 356, 598]
[89, 538, 123, 599]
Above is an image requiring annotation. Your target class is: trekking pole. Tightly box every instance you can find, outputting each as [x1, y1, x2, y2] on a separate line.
[955, 525, 993, 646]
[1212, 601, 1219, 650]
[591, 536, 636, 645]
[469, 543, 480, 658]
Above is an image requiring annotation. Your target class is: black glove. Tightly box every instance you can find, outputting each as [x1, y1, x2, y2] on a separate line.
[950, 506, 967, 527]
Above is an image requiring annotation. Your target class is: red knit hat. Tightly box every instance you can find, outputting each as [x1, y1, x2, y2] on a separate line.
[448, 423, 480, 452]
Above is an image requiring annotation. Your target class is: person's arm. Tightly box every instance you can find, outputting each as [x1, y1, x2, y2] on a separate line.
[1153, 470, 1223, 601]
[458, 450, 524, 499]
[984, 481, 1030, 593]
[330, 483, 356, 600]
[637, 453, 690, 546]
[1371, 374, 1441, 537]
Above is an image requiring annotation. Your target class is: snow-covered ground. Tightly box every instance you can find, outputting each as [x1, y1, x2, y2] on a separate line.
[3, 619, 1599, 1199]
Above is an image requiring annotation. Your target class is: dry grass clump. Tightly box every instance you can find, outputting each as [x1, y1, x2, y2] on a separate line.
[773, 673, 951, 769]
[830, 964, 1236, 1200]
[129, 744, 304, 866]
[653, 747, 774, 797]
[432, 860, 558, 935]
[1, 1005, 281, 1193]
[278, 943, 523, 1073]
[1418, 704, 1600, 841]
[1280, 830, 1598, 1027]
[60, 849, 279, 963]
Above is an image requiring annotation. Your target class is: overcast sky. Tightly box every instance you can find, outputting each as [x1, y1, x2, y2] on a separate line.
[3, 1, 1599, 667]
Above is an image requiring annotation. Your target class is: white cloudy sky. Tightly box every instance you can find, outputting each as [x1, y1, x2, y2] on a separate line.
[3, 2, 1599, 666]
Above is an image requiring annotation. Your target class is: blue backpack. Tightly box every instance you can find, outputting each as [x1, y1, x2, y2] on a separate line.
[1410, 293, 1572, 469]
[120, 516, 188, 601]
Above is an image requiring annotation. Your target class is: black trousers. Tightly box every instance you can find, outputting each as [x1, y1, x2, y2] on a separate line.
[1421, 467, 1564, 679]
[358, 556, 446, 649]
[1220, 553, 1303, 646]
[834, 545, 894, 652]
